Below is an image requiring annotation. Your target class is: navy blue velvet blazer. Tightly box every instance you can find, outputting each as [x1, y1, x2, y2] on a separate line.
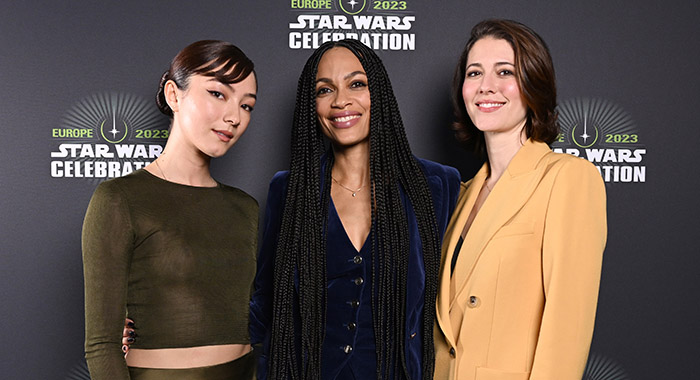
[249, 157, 460, 379]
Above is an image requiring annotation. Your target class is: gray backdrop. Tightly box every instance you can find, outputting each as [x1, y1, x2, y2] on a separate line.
[1, 1, 698, 379]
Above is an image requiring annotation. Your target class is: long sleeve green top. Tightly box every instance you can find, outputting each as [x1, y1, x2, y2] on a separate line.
[82, 169, 258, 379]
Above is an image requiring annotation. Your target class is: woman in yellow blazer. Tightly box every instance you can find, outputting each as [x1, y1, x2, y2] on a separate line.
[434, 20, 607, 380]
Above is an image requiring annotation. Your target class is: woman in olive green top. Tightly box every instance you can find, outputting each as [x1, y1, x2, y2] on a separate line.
[82, 40, 258, 380]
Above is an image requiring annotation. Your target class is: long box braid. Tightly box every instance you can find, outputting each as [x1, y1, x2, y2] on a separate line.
[269, 39, 441, 380]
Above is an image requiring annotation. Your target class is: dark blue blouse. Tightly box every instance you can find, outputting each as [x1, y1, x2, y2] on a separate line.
[249, 157, 460, 380]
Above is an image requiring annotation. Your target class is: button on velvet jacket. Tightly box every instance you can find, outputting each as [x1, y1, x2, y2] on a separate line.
[250, 156, 460, 379]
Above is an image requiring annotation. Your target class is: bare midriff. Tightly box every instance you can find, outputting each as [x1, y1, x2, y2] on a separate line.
[125, 344, 251, 369]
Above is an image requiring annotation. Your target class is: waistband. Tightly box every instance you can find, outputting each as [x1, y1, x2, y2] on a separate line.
[128, 350, 255, 380]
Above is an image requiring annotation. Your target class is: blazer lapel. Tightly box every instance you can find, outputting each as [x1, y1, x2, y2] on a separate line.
[436, 165, 488, 347]
[449, 140, 552, 308]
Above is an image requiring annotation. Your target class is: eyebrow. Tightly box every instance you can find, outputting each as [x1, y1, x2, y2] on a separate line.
[466, 61, 515, 69]
[206, 78, 257, 99]
[315, 70, 367, 84]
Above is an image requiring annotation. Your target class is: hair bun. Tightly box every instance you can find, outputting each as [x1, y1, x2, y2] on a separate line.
[156, 70, 173, 117]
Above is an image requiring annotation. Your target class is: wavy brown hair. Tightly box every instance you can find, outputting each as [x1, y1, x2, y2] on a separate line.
[452, 19, 558, 156]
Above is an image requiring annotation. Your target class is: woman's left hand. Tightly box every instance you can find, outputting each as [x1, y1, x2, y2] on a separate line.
[121, 318, 135, 356]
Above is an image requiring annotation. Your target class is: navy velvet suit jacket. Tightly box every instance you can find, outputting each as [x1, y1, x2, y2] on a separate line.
[249, 157, 460, 379]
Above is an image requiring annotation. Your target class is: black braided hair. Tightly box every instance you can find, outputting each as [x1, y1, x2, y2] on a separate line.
[269, 39, 441, 380]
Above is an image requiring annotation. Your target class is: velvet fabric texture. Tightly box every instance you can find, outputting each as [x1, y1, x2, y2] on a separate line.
[250, 157, 460, 379]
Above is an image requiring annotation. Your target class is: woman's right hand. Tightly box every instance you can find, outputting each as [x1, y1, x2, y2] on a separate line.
[122, 318, 135, 355]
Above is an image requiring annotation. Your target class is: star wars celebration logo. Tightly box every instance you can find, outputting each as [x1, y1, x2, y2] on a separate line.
[552, 98, 646, 183]
[289, 0, 416, 50]
[50, 93, 168, 181]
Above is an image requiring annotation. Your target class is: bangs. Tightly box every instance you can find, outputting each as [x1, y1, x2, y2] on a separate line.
[194, 57, 254, 84]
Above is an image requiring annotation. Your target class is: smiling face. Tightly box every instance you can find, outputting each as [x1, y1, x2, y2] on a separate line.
[315, 47, 371, 148]
[462, 37, 528, 136]
[169, 70, 257, 158]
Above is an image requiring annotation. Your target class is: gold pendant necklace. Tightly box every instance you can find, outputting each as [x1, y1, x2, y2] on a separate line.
[332, 176, 365, 197]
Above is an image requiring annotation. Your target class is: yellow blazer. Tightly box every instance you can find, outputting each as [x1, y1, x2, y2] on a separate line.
[434, 140, 607, 380]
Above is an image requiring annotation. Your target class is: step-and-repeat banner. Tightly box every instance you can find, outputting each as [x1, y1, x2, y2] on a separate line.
[1, 1, 697, 379]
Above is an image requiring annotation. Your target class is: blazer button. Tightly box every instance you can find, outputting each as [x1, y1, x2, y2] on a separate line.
[449, 347, 456, 358]
[468, 295, 480, 308]
[347, 322, 356, 330]
[353, 277, 364, 285]
[353, 255, 363, 264]
[349, 300, 360, 308]
[343, 345, 353, 354]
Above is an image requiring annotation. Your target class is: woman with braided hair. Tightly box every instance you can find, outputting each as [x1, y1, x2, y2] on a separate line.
[249, 39, 460, 380]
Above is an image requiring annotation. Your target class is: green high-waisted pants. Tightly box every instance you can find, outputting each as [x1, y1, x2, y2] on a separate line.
[128, 350, 255, 380]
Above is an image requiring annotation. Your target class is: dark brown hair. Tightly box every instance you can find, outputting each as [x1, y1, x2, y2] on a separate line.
[452, 19, 558, 155]
[156, 40, 255, 117]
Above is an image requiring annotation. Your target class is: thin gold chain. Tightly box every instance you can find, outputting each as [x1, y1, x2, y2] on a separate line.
[332, 176, 365, 197]
[155, 158, 167, 180]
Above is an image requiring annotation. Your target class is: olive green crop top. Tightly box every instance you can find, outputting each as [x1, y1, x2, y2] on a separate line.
[82, 169, 258, 379]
